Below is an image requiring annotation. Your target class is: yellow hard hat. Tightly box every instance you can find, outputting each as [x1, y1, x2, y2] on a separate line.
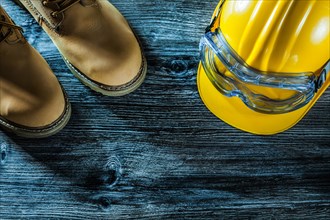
[197, 0, 330, 135]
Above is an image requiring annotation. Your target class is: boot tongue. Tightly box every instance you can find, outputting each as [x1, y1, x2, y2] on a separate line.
[57, 0, 96, 6]
[80, 0, 96, 6]
[47, 0, 97, 33]
[57, 0, 75, 7]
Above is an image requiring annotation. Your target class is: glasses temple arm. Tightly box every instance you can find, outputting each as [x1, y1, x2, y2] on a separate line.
[315, 60, 330, 92]
[205, 0, 226, 33]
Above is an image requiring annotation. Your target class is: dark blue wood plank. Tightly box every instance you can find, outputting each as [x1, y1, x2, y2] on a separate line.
[1, 0, 329, 219]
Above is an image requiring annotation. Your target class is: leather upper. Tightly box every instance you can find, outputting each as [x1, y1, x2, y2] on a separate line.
[0, 6, 66, 128]
[21, 0, 143, 87]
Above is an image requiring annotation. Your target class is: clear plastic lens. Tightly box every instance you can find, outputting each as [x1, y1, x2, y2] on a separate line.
[199, 29, 317, 114]
[207, 31, 316, 91]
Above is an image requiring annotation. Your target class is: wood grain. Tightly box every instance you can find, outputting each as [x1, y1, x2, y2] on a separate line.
[1, 0, 329, 219]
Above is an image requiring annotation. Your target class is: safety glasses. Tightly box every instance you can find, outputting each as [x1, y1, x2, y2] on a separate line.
[200, 26, 329, 114]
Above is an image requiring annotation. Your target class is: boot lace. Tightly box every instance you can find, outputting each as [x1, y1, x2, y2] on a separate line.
[42, 0, 80, 18]
[0, 15, 23, 43]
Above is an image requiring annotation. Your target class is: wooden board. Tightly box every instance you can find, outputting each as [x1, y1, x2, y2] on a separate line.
[1, 0, 329, 219]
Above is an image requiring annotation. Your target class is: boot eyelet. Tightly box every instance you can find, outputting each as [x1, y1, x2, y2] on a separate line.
[51, 12, 57, 18]
[42, 1, 47, 6]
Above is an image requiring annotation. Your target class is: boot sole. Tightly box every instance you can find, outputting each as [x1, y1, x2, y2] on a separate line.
[63, 55, 147, 97]
[0, 94, 71, 139]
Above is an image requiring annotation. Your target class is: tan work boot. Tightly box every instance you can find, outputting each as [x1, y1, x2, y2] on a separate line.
[0, 6, 71, 138]
[15, 0, 147, 96]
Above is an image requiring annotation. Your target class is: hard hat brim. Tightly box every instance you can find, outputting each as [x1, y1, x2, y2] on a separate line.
[197, 62, 329, 135]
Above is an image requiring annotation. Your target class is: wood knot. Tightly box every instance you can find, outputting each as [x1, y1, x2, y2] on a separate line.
[162, 57, 199, 78]
[84, 157, 121, 188]
[103, 156, 121, 186]
[1, 143, 8, 165]
[98, 196, 111, 209]
[169, 59, 188, 75]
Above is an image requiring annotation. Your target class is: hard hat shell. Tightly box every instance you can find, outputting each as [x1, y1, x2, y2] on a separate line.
[197, 0, 330, 135]
[220, 0, 329, 73]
